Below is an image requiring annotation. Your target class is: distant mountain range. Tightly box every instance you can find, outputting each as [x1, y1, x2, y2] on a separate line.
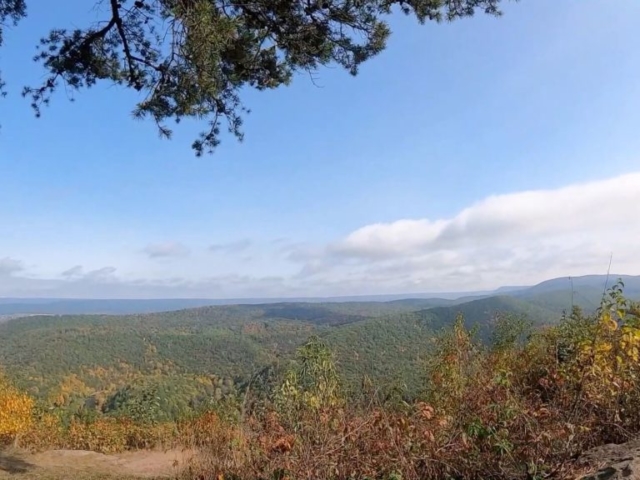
[1, 273, 639, 409]
[0, 274, 638, 317]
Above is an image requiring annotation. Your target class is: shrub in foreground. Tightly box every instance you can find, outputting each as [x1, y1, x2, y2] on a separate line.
[186, 282, 640, 480]
[8, 281, 640, 479]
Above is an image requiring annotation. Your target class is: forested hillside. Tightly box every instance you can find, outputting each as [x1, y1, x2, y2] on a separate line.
[2, 281, 640, 480]
[0, 275, 638, 423]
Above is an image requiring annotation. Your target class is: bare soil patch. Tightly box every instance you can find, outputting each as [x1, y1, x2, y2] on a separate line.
[0, 447, 196, 479]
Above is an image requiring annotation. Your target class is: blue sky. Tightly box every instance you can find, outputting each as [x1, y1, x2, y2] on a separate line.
[0, 0, 639, 298]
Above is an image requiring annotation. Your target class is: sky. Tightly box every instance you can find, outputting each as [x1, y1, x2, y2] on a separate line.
[0, 0, 639, 299]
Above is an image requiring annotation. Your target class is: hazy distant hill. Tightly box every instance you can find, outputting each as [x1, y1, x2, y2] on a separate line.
[512, 275, 640, 314]
[0, 273, 638, 413]
[523, 274, 640, 295]
[0, 298, 227, 315]
[0, 274, 637, 317]
[0, 296, 462, 316]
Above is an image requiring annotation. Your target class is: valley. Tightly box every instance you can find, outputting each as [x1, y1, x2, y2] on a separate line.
[1, 275, 640, 480]
[1, 275, 638, 421]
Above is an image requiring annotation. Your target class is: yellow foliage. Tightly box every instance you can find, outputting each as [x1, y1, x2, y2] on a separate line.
[20, 413, 63, 450]
[574, 294, 640, 401]
[0, 373, 34, 442]
[21, 414, 177, 453]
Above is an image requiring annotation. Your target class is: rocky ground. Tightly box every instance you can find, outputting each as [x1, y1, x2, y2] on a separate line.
[579, 438, 640, 480]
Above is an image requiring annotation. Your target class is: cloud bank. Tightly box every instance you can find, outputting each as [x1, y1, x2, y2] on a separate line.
[291, 172, 640, 292]
[333, 173, 639, 260]
[0, 172, 638, 298]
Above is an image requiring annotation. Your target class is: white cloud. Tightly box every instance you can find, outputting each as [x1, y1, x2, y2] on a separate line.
[59, 265, 118, 283]
[332, 172, 640, 260]
[289, 172, 640, 292]
[143, 242, 190, 259]
[61, 265, 84, 278]
[83, 266, 118, 282]
[0, 173, 638, 298]
[0, 273, 289, 299]
[0, 257, 24, 276]
[209, 239, 252, 254]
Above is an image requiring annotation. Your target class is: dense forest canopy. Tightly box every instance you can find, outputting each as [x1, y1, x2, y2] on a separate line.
[0, 0, 506, 154]
[2, 277, 638, 421]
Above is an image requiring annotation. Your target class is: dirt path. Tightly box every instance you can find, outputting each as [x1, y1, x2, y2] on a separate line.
[0, 448, 197, 479]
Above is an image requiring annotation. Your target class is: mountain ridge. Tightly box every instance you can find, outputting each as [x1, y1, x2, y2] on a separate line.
[0, 274, 637, 316]
[1, 273, 638, 409]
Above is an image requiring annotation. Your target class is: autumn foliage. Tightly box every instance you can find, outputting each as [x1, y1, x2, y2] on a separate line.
[0, 371, 34, 443]
[3, 281, 640, 480]
[183, 281, 640, 480]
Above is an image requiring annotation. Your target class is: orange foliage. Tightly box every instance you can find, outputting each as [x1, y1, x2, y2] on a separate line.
[0, 373, 34, 443]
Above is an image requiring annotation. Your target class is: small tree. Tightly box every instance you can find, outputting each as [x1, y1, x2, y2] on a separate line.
[102, 383, 162, 425]
[276, 336, 342, 421]
[565, 281, 640, 434]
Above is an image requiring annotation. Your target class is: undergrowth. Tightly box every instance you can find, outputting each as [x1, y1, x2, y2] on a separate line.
[2, 280, 640, 479]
